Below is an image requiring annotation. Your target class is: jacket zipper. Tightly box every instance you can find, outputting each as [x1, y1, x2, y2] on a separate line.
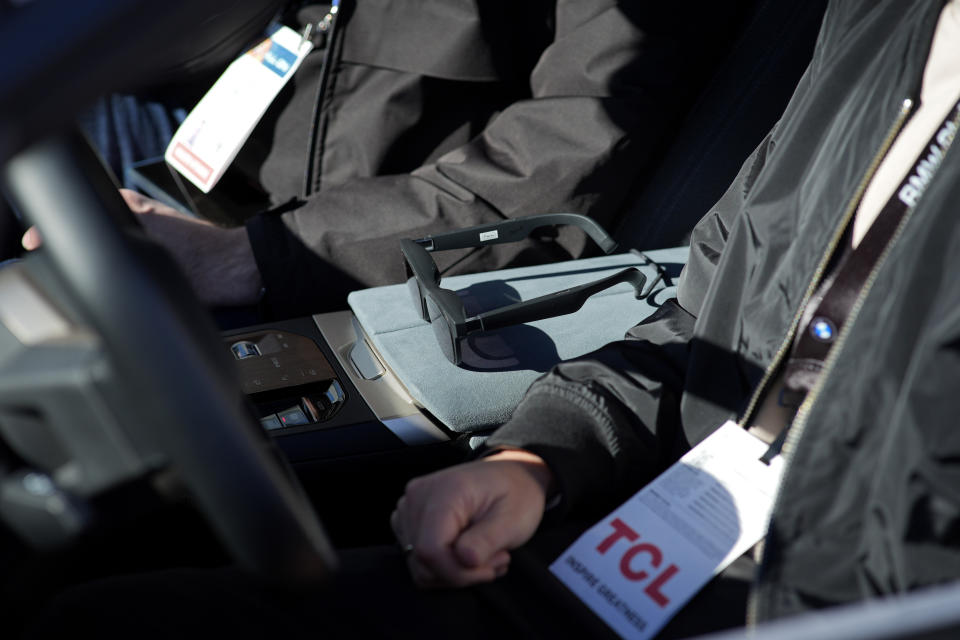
[738, 0, 946, 427]
[743, 97, 915, 626]
[303, 0, 343, 197]
[737, 98, 916, 431]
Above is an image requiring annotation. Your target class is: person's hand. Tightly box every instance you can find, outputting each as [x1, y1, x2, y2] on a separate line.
[22, 190, 263, 307]
[119, 190, 263, 306]
[390, 449, 555, 588]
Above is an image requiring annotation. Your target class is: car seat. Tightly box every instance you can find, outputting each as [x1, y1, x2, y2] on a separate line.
[614, 0, 828, 250]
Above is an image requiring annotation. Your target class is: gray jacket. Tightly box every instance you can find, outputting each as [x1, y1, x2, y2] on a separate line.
[489, 0, 960, 622]
[242, 0, 748, 318]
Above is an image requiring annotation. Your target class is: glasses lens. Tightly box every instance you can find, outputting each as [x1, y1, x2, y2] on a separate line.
[425, 293, 459, 364]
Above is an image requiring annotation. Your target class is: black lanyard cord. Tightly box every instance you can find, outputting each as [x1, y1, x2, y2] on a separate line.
[760, 95, 960, 462]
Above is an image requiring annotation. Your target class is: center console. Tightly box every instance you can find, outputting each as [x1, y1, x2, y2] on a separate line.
[220, 248, 686, 472]
[222, 312, 462, 544]
[222, 312, 451, 466]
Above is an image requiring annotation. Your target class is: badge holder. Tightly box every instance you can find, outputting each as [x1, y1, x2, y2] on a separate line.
[550, 422, 784, 639]
[165, 24, 314, 194]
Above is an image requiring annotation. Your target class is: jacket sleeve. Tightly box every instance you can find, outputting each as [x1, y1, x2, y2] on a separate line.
[492, 26, 839, 516]
[246, 0, 749, 318]
[484, 127, 781, 518]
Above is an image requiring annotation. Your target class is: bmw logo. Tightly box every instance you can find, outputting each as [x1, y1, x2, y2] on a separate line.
[810, 317, 836, 342]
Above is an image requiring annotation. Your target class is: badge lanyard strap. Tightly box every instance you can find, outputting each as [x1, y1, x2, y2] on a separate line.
[760, 96, 960, 463]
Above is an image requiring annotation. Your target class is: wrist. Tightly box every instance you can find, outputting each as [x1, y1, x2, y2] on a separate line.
[482, 448, 556, 500]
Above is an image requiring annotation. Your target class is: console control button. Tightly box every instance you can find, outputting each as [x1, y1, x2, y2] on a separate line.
[277, 406, 310, 427]
[324, 379, 345, 406]
[230, 340, 261, 360]
[259, 414, 282, 430]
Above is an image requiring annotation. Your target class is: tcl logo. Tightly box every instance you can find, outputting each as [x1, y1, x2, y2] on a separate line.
[596, 518, 679, 607]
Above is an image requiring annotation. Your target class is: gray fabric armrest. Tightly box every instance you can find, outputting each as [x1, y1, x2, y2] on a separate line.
[348, 247, 687, 432]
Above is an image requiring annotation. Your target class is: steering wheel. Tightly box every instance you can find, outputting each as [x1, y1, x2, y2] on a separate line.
[0, 0, 335, 584]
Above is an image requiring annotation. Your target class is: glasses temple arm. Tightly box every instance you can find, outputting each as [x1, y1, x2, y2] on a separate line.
[419, 213, 618, 254]
[471, 267, 647, 333]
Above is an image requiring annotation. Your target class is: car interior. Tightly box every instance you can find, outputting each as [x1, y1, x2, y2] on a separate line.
[15, 1, 958, 638]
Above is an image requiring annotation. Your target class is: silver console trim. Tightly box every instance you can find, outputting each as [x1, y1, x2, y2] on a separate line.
[348, 316, 385, 380]
[313, 311, 449, 445]
[382, 414, 451, 447]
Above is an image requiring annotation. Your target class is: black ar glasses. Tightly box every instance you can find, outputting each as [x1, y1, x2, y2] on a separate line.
[401, 214, 649, 365]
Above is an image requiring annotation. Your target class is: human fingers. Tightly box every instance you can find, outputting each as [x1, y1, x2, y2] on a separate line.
[21, 226, 41, 250]
[408, 466, 535, 587]
[392, 493, 444, 586]
[389, 498, 404, 544]
[119, 188, 151, 213]
[391, 494, 423, 555]
[452, 453, 553, 570]
[390, 496, 418, 558]
[409, 499, 498, 588]
[119, 188, 189, 219]
[396, 468, 498, 588]
[396, 454, 553, 588]
[453, 499, 529, 571]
